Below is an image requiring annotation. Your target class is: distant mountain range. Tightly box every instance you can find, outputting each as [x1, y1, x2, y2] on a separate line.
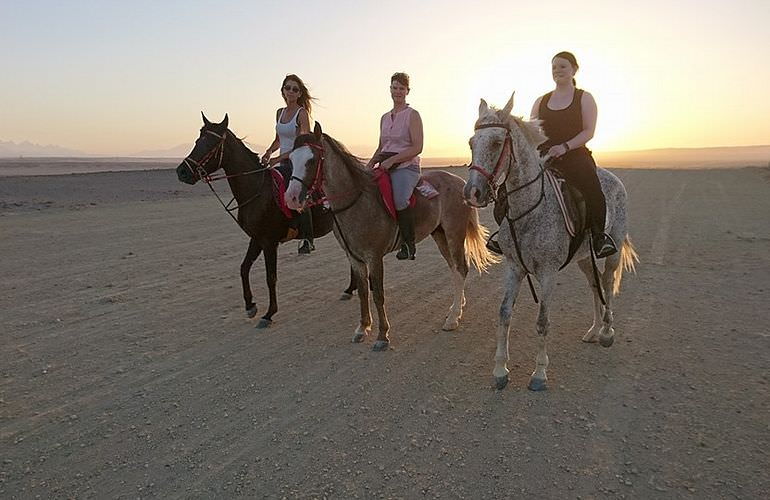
[0, 141, 266, 158]
[0, 140, 86, 157]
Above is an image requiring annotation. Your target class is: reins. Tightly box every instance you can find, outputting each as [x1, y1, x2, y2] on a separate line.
[183, 129, 272, 229]
[469, 121, 547, 303]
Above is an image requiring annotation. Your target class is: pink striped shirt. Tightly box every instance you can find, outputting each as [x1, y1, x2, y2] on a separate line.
[380, 105, 420, 168]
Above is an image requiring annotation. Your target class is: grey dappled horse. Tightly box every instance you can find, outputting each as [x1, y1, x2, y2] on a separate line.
[464, 95, 638, 391]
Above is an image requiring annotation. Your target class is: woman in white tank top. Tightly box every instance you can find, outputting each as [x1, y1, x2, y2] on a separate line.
[261, 74, 316, 254]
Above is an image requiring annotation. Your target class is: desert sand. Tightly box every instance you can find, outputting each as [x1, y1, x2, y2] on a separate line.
[1, 165, 768, 498]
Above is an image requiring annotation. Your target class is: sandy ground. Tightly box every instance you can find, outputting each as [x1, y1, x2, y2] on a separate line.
[1, 166, 768, 499]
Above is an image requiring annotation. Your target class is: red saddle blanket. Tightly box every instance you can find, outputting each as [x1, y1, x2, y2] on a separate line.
[373, 168, 441, 220]
[270, 169, 293, 219]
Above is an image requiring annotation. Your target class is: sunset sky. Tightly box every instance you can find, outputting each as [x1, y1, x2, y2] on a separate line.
[2, 0, 768, 157]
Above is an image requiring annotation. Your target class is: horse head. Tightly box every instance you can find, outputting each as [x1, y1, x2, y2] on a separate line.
[176, 112, 230, 185]
[284, 122, 324, 210]
[463, 94, 516, 207]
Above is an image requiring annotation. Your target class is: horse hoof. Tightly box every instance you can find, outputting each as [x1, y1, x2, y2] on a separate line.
[494, 375, 509, 390]
[352, 332, 366, 343]
[581, 331, 598, 343]
[528, 377, 548, 391]
[371, 340, 389, 351]
[340, 292, 353, 301]
[246, 305, 258, 318]
[442, 318, 459, 331]
[256, 318, 272, 329]
[599, 335, 614, 348]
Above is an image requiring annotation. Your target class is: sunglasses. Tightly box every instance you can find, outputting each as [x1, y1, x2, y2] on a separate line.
[283, 85, 300, 93]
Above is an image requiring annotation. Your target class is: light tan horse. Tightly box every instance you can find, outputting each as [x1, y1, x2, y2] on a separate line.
[285, 123, 497, 350]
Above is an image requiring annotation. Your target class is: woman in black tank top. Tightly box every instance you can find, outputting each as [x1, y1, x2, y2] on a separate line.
[531, 51, 617, 258]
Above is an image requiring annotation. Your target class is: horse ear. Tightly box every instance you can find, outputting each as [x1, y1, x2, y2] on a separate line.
[222, 113, 229, 128]
[314, 122, 322, 140]
[201, 112, 211, 126]
[501, 92, 515, 115]
[478, 99, 489, 116]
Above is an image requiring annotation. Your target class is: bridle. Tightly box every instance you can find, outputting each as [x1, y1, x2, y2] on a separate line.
[468, 121, 547, 303]
[291, 140, 363, 215]
[182, 128, 271, 227]
[468, 122, 516, 194]
[468, 121, 546, 222]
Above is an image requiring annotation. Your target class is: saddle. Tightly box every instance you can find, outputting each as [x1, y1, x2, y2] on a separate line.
[372, 167, 439, 220]
[493, 167, 588, 269]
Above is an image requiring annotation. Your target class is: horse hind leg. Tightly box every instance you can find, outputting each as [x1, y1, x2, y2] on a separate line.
[241, 238, 262, 318]
[431, 228, 467, 331]
[578, 258, 604, 343]
[597, 252, 621, 347]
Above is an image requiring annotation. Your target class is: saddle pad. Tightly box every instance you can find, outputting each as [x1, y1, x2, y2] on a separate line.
[416, 178, 440, 199]
[269, 169, 293, 219]
[545, 170, 576, 237]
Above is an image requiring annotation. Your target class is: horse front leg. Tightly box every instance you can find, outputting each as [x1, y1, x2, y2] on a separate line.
[340, 265, 357, 301]
[241, 238, 262, 318]
[350, 260, 372, 343]
[494, 264, 523, 390]
[528, 274, 557, 391]
[367, 258, 390, 351]
[256, 242, 278, 329]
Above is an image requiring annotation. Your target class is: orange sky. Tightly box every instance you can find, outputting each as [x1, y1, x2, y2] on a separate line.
[1, 0, 768, 156]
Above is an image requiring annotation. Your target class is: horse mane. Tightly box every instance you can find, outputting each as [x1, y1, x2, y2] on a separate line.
[320, 134, 373, 189]
[225, 131, 263, 166]
[477, 105, 547, 150]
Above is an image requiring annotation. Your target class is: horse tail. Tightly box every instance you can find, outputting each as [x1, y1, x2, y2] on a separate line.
[465, 208, 499, 273]
[613, 235, 639, 295]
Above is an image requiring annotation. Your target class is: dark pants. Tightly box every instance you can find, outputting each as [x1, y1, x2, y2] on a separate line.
[550, 149, 606, 234]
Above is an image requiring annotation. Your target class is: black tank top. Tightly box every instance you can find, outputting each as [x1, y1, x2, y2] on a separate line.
[538, 88, 589, 154]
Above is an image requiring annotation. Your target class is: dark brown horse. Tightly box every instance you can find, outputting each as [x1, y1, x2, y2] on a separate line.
[176, 113, 354, 328]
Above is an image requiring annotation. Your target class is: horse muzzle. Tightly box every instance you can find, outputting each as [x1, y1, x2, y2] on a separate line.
[176, 163, 198, 185]
[284, 180, 307, 211]
[463, 181, 489, 208]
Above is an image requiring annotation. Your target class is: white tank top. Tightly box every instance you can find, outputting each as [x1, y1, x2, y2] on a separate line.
[276, 107, 304, 155]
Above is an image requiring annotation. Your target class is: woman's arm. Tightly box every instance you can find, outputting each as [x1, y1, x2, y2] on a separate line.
[365, 115, 386, 169]
[380, 110, 424, 170]
[261, 109, 282, 164]
[297, 108, 311, 136]
[530, 96, 542, 120]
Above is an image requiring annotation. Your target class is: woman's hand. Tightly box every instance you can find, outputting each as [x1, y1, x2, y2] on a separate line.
[261, 151, 272, 165]
[380, 158, 395, 170]
[268, 156, 280, 167]
[547, 144, 569, 158]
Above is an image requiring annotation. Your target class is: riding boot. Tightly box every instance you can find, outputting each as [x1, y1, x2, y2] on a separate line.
[297, 210, 315, 254]
[592, 229, 618, 259]
[395, 207, 416, 260]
